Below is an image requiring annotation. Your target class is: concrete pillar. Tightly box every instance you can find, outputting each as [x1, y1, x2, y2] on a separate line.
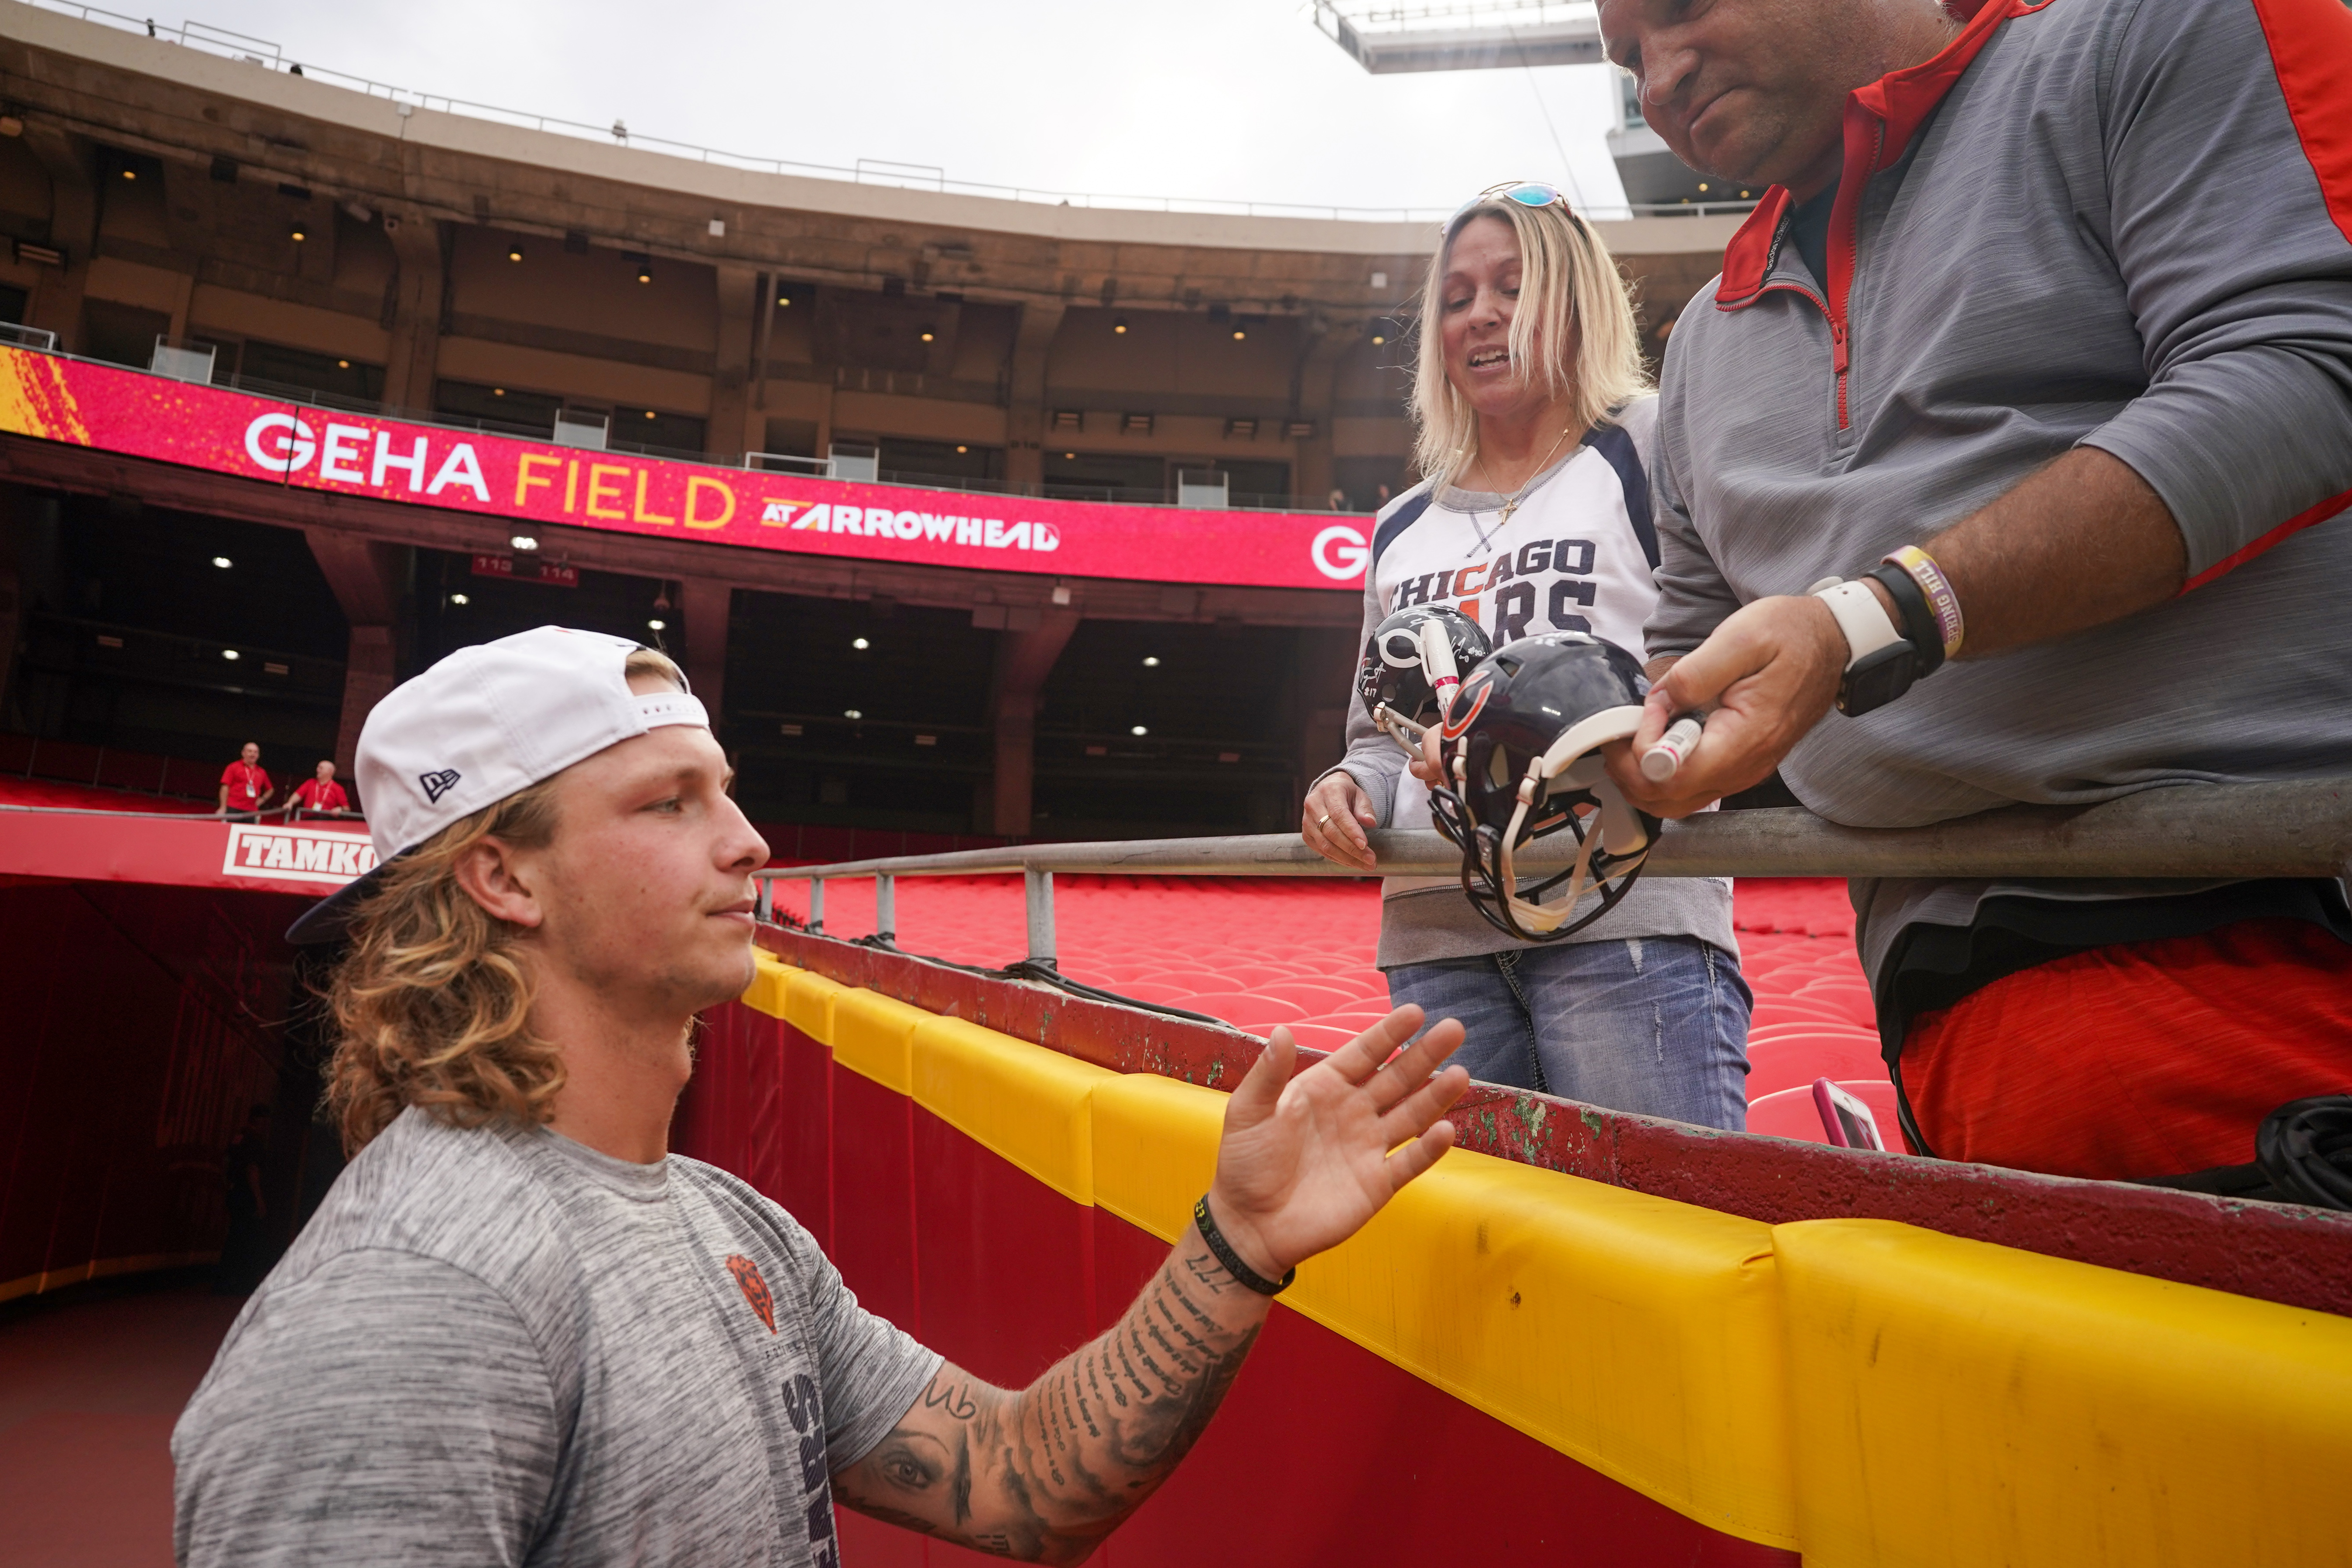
[304, 532, 408, 786]
[20, 123, 95, 350]
[709, 266, 761, 460]
[1000, 300, 1068, 495]
[380, 212, 445, 412]
[338, 626, 399, 779]
[1291, 316, 1354, 507]
[680, 579, 733, 728]
[987, 609, 1080, 836]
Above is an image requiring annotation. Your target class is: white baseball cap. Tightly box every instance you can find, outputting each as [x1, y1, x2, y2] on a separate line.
[287, 626, 708, 943]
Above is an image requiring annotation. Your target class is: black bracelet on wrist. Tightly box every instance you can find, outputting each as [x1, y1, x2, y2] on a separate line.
[1864, 562, 1946, 679]
[1192, 1194, 1295, 1297]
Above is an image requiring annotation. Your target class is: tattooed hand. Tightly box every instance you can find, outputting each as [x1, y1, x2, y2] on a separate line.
[834, 1006, 1467, 1562]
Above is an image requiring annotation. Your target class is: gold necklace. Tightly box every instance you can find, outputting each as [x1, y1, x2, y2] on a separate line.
[1477, 425, 1575, 529]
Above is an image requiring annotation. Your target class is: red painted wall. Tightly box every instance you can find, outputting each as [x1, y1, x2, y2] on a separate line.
[677, 1000, 1797, 1566]
[0, 883, 312, 1297]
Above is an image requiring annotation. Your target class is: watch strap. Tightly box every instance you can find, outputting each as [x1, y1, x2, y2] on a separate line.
[1813, 579, 1904, 668]
[1865, 562, 1947, 679]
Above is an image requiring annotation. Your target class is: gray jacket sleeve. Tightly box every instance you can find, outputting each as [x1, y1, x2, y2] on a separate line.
[1312, 516, 1407, 826]
[2076, 0, 2352, 583]
[1643, 313, 1748, 660]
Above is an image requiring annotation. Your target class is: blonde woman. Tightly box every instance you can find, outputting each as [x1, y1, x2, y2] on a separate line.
[1301, 183, 1749, 1128]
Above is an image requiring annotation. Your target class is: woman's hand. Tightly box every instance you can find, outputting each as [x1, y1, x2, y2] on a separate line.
[1302, 773, 1380, 870]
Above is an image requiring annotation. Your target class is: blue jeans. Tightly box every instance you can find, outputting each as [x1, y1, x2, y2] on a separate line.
[1386, 936, 1752, 1131]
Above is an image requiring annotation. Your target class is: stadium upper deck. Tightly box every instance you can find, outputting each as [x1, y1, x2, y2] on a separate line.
[0, 0, 1738, 839]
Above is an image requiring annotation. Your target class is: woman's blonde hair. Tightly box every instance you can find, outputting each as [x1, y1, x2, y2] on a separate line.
[324, 647, 686, 1154]
[1409, 195, 1651, 489]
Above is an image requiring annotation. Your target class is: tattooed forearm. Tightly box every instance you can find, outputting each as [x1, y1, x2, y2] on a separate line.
[834, 1224, 1271, 1564]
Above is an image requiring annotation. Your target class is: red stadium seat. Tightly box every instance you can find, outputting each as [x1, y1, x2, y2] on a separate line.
[1172, 992, 1308, 1028]
[1744, 1032, 1890, 1100]
[1750, 996, 1871, 1030]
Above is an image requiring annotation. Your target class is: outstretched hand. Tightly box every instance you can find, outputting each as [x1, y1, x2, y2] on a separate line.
[1205, 1006, 1471, 1281]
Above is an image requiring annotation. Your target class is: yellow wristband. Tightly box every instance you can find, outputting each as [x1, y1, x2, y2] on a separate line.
[1884, 545, 1964, 659]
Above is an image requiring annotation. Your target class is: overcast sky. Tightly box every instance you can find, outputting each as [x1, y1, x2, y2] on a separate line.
[150, 0, 1630, 217]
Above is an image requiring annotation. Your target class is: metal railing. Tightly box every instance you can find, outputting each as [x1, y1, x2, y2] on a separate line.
[24, 0, 1749, 227]
[750, 780, 2352, 966]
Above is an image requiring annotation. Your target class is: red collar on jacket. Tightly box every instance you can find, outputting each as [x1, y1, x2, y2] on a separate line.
[1715, 0, 2043, 306]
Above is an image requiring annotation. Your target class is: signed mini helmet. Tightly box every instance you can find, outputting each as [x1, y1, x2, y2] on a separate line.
[1356, 605, 1493, 752]
[1427, 632, 1660, 941]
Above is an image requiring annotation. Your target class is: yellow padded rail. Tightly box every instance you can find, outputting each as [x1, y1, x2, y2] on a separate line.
[728, 976, 2349, 1558]
[742, 949, 794, 1020]
[782, 966, 844, 1041]
[828, 987, 931, 1094]
[1292, 1150, 1795, 1549]
[1089, 1072, 1228, 1241]
[1776, 1218, 2352, 1568]
[1082, 1069, 1796, 1547]
[911, 1017, 1113, 1205]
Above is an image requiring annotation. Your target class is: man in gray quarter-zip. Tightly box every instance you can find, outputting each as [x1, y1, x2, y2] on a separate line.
[1594, 0, 2352, 1184]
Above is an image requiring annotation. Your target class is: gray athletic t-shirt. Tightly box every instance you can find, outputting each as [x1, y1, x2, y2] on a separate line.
[172, 1106, 939, 1567]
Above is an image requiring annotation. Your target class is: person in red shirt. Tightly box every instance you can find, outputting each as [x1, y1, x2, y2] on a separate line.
[288, 759, 352, 819]
[217, 742, 272, 818]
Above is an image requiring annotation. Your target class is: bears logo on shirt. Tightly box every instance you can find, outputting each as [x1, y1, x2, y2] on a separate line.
[724, 1253, 776, 1333]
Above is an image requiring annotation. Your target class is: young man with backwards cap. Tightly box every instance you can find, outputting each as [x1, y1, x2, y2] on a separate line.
[172, 625, 1471, 1566]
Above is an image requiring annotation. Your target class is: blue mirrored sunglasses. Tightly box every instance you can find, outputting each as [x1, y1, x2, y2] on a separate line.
[1446, 181, 1572, 232]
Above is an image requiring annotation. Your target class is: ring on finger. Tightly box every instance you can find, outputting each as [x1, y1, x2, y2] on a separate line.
[1317, 814, 1332, 826]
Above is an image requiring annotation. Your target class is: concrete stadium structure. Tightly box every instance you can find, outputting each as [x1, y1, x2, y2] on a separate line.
[0, 0, 1737, 839]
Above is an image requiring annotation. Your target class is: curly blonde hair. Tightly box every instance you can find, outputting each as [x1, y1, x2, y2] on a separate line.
[325, 647, 685, 1154]
[1409, 195, 1651, 489]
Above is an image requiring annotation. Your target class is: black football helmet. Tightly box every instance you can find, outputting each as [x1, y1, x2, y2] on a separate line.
[1427, 632, 1660, 941]
[1356, 605, 1493, 753]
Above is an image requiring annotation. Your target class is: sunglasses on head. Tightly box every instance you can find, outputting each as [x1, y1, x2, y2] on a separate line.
[1446, 181, 1574, 232]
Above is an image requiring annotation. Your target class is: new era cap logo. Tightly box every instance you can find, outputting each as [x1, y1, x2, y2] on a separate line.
[418, 769, 461, 803]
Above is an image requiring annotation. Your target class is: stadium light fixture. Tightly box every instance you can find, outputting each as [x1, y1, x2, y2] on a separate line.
[1130, 725, 1148, 736]
[211, 555, 232, 568]
[222, 649, 241, 661]
[290, 226, 307, 242]
[844, 708, 863, 720]
[1141, 656, 1160, 667]
[920, 329, 935, 342]
[777, 292, 791, 307]
[511, 534, 540, 551]
[337, 359, 350, 369]
[852, 637, 870, 650]
[955, 445, 968, 454]
[1232, 328, 1246, 341]
[121, 168, 136, 180]
[508, 244, 524, 262]
[636, 261, 653, 284]
[647, 618, 666, 632]
[1113, 317, 1129, 334]
[493, 387, 506, 396]
[450, 593, 470, 606]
